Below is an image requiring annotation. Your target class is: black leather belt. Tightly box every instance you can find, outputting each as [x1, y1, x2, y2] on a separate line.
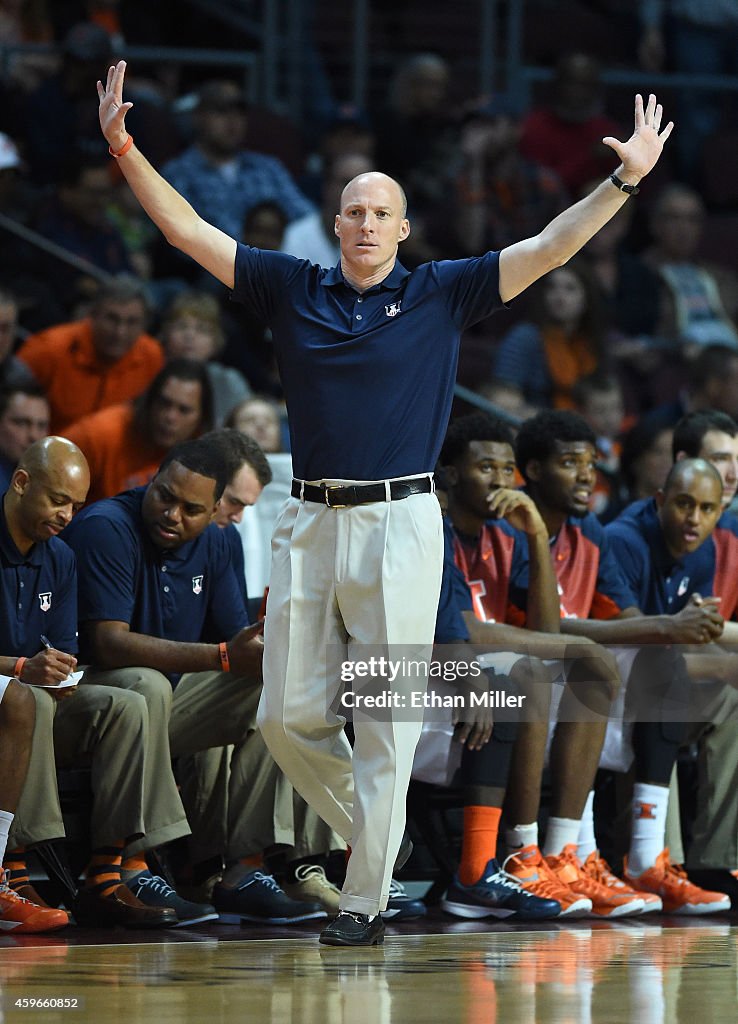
[292, 476, 433, 508]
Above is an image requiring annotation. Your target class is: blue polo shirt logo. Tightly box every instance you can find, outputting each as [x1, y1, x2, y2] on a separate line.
[192, 575, 204, 595]
[39, 592, 52, 611]
[384, 302, 401, 317]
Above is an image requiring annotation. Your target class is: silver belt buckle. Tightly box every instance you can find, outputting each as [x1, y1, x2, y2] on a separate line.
[324, 485, 349, 509]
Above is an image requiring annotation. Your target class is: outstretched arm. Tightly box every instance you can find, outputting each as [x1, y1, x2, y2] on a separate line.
[98, 60, 237, 287]
[498, 93, 673, 303]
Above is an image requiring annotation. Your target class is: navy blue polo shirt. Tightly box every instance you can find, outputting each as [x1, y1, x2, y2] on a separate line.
[0, 499, 78, 657]
[605, 498, 715, 615]
[232, 246, 506, 480]
[61, 489, 248, 666]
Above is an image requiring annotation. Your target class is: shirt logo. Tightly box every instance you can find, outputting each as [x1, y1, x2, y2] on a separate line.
[39, 592, 52, 612]
[677, 577, 689, 596]
[192, 575, 204, 595]
[384, 302, 402, 317]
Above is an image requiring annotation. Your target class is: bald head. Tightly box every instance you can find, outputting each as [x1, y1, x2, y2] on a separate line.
[662, 457, 722, 499]
[340, 172, 408, 217]
[657, 457, 723, 558]
[18, 436, 89, 483]
[4, 436, 90, 552]
[335, 172, 411, 288]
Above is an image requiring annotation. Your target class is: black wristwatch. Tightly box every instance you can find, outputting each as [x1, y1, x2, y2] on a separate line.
[609, 172, 640, 196]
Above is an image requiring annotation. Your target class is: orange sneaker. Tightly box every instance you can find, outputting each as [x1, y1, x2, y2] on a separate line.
[624, 849, 731, 915]
[0, 874, 69, 933]
[581, 850, 662, 913]
[546, 845, 644, 918]
[503, 844, 592, 917]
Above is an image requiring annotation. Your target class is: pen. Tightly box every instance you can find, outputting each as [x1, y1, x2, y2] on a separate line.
[40, 635, 52, 650]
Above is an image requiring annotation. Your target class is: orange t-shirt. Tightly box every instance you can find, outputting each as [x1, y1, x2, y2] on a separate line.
[63, 403, 166, 505]
[17, 319, 163, 433]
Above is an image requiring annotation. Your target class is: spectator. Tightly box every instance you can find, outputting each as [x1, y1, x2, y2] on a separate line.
[219, 203, 288, 397]
[0, 134, 65, 331]
[0, 383, 49, 491]
[454, 96, 569, 255]
[639, 0, 738, 186]
[519, 52, 624, 197]
[63, 358, 213, 504]
[22, 20, 114, 185]
[373, 53, 459, 216]
[572, 373, 627, 516]
[0, 288, 38, 391]
[16, 274, 163, 432]
[493, 257, 606, 410]
[578, 178, 663, 412]
[282, 153, 374, 267]
[161, 79, 313, 244]
[32, 151, 134, 314]
[225, 396, 285, 455]
[159, 291, 251, 426]
[642, 184, 738, 353]
[602, 413, 674, 522]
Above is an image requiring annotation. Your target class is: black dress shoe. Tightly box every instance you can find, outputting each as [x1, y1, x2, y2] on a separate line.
[394, 831, 413, 872]
[72, 884, 177, 929]
[319, 911, 385, 946]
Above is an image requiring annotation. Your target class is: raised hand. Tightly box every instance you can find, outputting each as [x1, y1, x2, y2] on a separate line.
[602, 93, 674, 181]
[97, 60, 133, 151]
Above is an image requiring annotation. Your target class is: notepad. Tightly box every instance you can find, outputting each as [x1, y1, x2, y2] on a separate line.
[0, 670, 84, 690]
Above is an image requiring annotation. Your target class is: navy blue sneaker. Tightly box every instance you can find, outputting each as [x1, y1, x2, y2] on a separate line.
[441, 859, 562, 920]
[213, 870, 327, 924]
[125, 870, 218, 928]
[382, 879, 427, 920]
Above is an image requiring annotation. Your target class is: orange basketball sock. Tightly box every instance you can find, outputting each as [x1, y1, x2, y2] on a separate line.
[458, 806, 502, 886]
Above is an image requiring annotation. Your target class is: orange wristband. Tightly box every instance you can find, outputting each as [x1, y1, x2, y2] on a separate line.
[218, 642, 230, 673]
[109, 134, 133, 158]
[13, 657, 26, 680]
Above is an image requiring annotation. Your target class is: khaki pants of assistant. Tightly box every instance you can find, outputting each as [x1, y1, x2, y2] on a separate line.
[664, 681, 738, 868]
[258, 487, 444, 915]
[177, 739, 344, 864]
[82, 666, 318, 860]
[8, 680, 184, 852]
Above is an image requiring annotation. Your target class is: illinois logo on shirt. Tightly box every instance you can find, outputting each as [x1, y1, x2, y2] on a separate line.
[385, 302, 401, 317]
[39, 592, 52, 612]
[192, 575, 204, 595]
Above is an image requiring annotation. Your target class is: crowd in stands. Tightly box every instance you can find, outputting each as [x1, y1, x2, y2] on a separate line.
[0, 0, 738, 933]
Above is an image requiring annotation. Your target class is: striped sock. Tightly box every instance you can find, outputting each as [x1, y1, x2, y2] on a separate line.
[459, 806, 502, 885]
[3, 847, 29, 891]
[85, 843, 125, 897]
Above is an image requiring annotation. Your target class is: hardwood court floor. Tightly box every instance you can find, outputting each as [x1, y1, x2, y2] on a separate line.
[1, 913, 737, 1024]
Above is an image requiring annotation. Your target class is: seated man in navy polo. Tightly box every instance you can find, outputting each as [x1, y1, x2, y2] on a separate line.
[1, 436, 178, 931]
[605, 458, 730, 913]
[62, 437, 327, 925]
[176, 428, 346, 916]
